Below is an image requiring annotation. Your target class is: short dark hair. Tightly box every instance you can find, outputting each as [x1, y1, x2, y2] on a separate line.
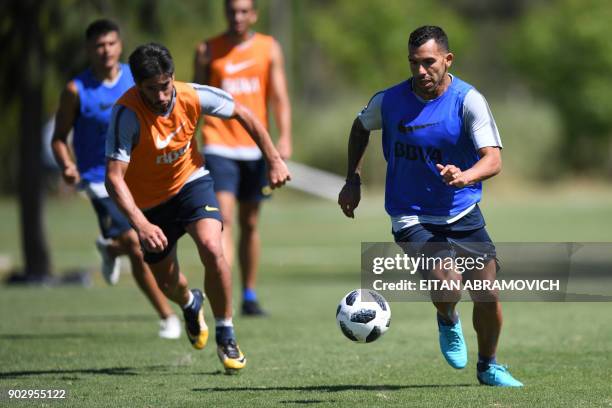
[409, 26, 449, 52]
[224, 0, 257, 11]
[85, 19, 120, 41]
[128, 43, 175, 83]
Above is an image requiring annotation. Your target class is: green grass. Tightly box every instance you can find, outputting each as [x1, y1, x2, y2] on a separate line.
[0, 189, 611, 407]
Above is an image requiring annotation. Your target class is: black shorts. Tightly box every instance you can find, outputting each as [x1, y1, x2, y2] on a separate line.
[142, 174, 222, 264]
[204, 153, 271, 202]
[393, 205, 498, 276]
[90, 197, 132, 239]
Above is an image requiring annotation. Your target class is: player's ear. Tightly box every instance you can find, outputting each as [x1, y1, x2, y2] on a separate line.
[445, 52, 454, 68]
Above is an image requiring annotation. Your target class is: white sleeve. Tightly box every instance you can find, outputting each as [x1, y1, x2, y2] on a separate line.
[189, 83, 235, 119]
[463, 89, 502, 149]
[357, 91, 384, 131]
[106, 105, 140, 163]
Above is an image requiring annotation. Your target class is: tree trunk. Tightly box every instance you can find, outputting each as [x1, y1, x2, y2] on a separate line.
[16, 0, 51, 280]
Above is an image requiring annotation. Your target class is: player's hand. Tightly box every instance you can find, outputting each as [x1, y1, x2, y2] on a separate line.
[276, 137, 292, 160]
[62, 163, 81, 185]
[436, 163, 471, 188]
[136, 222, 168, 253]
[338, 181, 361, 218]
[267, 158, 291, 189]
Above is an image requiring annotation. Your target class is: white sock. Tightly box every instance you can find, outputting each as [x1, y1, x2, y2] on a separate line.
[215, 317, 234, 328]
[182, 291, 195, 310]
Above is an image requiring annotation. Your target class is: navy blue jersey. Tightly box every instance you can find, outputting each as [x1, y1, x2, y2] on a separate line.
[73, 63, 134, 183]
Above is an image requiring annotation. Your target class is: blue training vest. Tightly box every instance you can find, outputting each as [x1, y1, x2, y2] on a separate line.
[73, 63, 134, 183]
[381, 76, 481, 217]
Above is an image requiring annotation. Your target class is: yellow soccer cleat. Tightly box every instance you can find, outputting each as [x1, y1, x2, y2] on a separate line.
[182, 289, 209, 350]
[217, 339, 246, 374]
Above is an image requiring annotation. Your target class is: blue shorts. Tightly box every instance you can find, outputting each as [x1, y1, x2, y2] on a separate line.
[142, 174, 222, 264]
[90, 197, 132, 239]
[204, 154, 270, 202]
[393, 205, 498, 274]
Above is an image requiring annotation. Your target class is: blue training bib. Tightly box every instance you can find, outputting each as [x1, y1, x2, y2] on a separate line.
[381, 76, 481, 217]
[73, 63, 134, 183]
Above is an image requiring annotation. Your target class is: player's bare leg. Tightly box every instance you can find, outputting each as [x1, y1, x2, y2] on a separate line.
[467, 259, 502, 358]
[101, 230, 180, 339]
[149, 247, 208, 349]
[115, 229, 175, 319]
[467, 260, 522, 386]
[428, 266, 467, 369]
[187, 217, 246, 373]
[238, 201, 265, 315]
[429, 265, 462, 321]
[186, 218, 232, 319]
[147, 247, 190, 306]
[216, 191, 236, 269]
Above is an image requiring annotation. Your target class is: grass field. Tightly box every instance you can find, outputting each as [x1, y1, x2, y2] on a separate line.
[0, 188, 611, 407]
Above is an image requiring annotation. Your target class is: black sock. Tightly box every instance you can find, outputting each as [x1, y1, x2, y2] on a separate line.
[437, 311, 458, 326]
[477, 354, 496, 372]
[215, 325, 235, 344]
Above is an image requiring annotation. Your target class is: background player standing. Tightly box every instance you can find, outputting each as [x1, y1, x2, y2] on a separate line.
[194, 0, 292, 316]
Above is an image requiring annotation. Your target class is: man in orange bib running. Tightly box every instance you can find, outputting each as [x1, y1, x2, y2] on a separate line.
[105, 42, 290, 373]
[194, 0, 292, 316]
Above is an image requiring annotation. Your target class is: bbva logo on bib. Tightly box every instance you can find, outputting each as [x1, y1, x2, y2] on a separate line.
[156, 141, 191, 165]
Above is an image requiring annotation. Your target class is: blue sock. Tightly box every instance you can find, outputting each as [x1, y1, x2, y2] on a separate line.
[477, 354, 497, 372]
[215, 325, 235, 345]
[243, 288, 257, 302]
[437, 311, 458, 326]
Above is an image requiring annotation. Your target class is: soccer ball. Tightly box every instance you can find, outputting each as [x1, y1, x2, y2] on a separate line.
[336, 289, 391, 343]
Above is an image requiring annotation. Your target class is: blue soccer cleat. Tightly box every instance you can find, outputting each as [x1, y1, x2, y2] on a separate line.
[437, 314, 468, 369]
[182, 289, 208, 350]
[477, 364, 524, 387]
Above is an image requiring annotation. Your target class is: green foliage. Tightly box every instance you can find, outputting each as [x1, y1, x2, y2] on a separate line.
[308, 1, 471, 91]
[3, 0, 612, 194]
[492, 96, 562, 180]
[509, 0, 612, 173]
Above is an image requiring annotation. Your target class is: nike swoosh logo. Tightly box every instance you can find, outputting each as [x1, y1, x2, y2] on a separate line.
[398, 121, 440, 134]
[99, 102, 114, 111]
[154, 122, 186, 150]
[204, 205, 219, 212]
[225, 60, 256, 75]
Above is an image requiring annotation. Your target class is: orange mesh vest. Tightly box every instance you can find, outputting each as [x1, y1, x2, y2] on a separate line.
[118, 81, 203, 209]
[201, 32, 273, 155]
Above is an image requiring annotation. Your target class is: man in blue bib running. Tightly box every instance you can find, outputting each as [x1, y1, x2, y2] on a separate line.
[338, 26, 522, 387]
[51, 19, 180, 339]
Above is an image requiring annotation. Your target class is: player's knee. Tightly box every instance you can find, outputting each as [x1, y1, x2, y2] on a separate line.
[473, 295, 500, 310]
[238, 213, 258, 234]
[221, 212, 234, 229]
[199, 238, 224, 261]
[118, 230, 142, 255]
[155, 272, 181, 295]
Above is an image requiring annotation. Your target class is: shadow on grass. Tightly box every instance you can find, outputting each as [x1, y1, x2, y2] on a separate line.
[0, 367, 139, 378]
[0, 365, 182, 379]
[194, 384, 475, 393]
[37, 314, 155, 323]
[0, 333, 98, 340]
